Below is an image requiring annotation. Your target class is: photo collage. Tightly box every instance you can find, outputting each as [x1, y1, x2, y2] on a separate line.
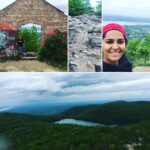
[0, 0, 150, 150]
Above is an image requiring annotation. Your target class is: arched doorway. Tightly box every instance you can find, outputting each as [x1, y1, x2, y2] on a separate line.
[17, 23, 42, 55]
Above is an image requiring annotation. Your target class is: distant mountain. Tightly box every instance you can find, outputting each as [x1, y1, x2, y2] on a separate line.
[7, 103, 74, 115]
[104, 15, 150, 23]
[0, 101, 150, 149]
[61, 101, 150, 125]
[3, 101, 106, 115]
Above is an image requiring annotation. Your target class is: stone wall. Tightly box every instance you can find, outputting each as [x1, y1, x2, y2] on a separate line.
[0, 0, 67, 32]
[69, 15, 102, 72]
[0, 0, 67, 56]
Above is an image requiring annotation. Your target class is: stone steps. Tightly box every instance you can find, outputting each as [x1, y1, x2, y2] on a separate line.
[21, 52, 37, 60]
[21, 56, 37, 60]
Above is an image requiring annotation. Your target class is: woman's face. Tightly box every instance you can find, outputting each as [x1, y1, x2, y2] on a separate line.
[103, 30, 126, 65]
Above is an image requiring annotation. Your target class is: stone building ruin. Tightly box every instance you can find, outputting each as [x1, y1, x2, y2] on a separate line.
[0, 0, 67, 55]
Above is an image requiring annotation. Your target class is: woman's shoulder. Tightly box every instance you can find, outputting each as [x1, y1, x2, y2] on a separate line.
[103, 55, 132, 72]
[119, 55, 132, 71]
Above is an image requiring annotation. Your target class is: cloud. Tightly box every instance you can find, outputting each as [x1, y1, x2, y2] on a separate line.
[0, 0, 68, 14]
[103, 0, 150, 18]
[0, 73, 150, 108]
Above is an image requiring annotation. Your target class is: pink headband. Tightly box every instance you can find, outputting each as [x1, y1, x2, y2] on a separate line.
[103, 23, 128, 42]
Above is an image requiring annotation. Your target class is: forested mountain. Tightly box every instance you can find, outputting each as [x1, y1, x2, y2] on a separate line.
[62, 101, 150, 125]
[0, 101, 150, 150]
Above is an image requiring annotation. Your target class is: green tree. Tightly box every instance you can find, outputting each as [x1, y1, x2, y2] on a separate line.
[38, 30, 67, 68]
[95, 0, 102, 16]
[78, 144, 90, 150]
[126, 33, 150, 66]
[18, 26, 40, 52]
[83, 0, 94, 14]
[126, 38, 140, 62]
[69, 0, 94, 16]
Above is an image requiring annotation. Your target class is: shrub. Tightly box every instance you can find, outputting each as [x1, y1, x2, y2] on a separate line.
[38, 30, 67, 68]
[126, 34, 150, 66]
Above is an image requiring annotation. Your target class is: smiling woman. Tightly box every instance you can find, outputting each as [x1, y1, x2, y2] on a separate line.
[102, 23, 132, 72]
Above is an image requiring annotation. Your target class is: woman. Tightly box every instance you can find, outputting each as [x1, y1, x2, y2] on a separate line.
[17, 36, 25, 56]
[103, 23, 132, 72]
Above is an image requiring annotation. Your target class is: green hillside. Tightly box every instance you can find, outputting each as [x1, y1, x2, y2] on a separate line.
[0, 101, 150, 150]
[62, 101, 150, 125]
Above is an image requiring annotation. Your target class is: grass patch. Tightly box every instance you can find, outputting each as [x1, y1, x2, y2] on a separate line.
[0, 55, 21, 63]
[132, 58, 150, 67]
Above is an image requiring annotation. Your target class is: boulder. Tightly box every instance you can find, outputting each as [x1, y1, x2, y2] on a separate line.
[69, 14, 102, 72]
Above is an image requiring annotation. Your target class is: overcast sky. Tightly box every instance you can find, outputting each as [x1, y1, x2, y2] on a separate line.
[103, 0, 150, 18]
[0, 73, 150, 109]
[0, 0, 68, 14]
[0, 0, 98, 14]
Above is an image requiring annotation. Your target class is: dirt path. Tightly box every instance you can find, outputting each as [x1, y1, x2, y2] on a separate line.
[0, 60, 65, 72]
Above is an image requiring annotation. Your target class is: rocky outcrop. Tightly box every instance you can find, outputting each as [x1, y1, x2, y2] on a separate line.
[69, 14, 102, 72]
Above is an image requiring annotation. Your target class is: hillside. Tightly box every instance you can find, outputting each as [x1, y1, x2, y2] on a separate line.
[0, 112, 150, 150]
[62, 101, 150, 125]
[0, 101, 150, 150]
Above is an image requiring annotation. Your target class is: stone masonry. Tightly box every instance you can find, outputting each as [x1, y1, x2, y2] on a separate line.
[69, 15, 101, 72]
[0, 0, 67, 32]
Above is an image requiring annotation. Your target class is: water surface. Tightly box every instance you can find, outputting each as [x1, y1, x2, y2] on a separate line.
[55, 119, 103, 127]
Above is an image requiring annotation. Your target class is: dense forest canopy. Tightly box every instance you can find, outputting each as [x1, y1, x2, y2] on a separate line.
[0, 101, 150, 150]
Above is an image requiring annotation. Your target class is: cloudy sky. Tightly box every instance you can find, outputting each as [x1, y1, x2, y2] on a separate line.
[0, 0, 97, 14]
[103, 0, 150, 18]
[0, 0, 68, 14]
[0, 73, 150, 108]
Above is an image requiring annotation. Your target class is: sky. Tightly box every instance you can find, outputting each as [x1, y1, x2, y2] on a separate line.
[0, 0, 97, 14]
[0, 0, 68, 14]
[103, 0, 150, 18]
[0, 73, 150, 108]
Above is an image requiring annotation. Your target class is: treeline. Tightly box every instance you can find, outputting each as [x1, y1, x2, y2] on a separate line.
[69, 0, 101, 16]
[62, 101, 150, 125]
[1, 101, 150, 149]
[126, 33, 150, 66]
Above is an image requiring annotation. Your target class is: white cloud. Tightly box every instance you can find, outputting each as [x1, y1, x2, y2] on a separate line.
[103, 0, 150, 18]
[0, 0, 68, 14]
[0, 73, 150, 108]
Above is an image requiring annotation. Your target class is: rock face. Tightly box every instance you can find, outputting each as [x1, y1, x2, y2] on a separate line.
[69, 15, 102, 72]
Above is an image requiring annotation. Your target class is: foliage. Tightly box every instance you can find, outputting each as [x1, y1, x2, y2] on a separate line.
[69, 0, 102, 16]
[62, 101, 150, 125]
[94, 1, 102, 16]
[1, 102, 150, 150]
[38, 30, 67, 69]
[69, 0, 94, 16]
[0, 55, 21, 63]
[18, 26, 40, 52]
[126, 33, 150, 66]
